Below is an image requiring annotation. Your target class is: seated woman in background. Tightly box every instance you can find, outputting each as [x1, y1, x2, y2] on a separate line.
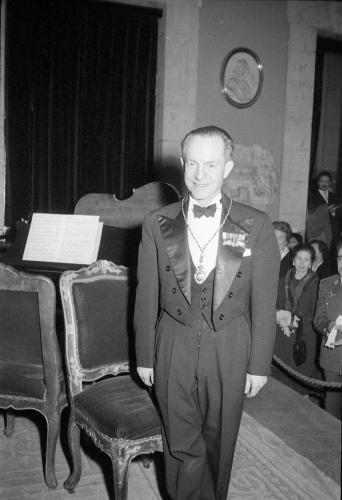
[273, 244, 320, 394]
[310, 239, 332, 280]
[288, 232, 303, 252]
[314, 240, 342, 419]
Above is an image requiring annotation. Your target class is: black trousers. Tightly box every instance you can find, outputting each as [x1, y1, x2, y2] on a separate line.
[154, 316, 250, 500]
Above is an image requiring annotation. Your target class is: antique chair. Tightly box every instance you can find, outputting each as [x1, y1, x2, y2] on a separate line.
[60, 260, 162, 500]
[0, 263, 67, 489]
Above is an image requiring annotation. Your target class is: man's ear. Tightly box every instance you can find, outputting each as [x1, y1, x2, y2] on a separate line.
[224, 160, 234, 179]
[180, 156, 185, 168]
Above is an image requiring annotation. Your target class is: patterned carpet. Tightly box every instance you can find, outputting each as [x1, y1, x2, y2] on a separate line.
[0, 410, 339, 500]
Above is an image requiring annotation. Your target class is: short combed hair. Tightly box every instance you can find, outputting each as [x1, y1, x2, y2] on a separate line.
[292, 243, 315, 263]
[272, 220, 292, 241]
[317, 171, 332, 182]
[181, 125, 235, 159]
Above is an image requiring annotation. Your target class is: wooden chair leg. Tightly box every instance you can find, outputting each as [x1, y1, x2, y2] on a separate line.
[4, 411, 15, 437]
[44, 411, 60, 489]
[111, 453, 130, 500]
[64, 417, 82, 493]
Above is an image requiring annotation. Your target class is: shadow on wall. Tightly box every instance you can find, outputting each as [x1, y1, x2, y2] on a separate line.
[153, 159, 186, 197]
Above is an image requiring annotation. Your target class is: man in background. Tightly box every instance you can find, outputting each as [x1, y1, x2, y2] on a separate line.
[307, 171, 342, 251]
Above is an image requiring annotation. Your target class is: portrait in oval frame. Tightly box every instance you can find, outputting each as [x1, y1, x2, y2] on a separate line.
[220, 47, 263, 108]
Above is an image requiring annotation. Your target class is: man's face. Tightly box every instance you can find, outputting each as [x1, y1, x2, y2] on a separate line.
[181, 135, 234, 206]
[337, 248, 342, 276]
[288, 236, 299, 250]
[293, 250, 312, 276]
[317, 175, 331, 192]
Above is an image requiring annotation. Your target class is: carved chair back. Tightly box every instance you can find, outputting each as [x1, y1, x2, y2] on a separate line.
[60, 260, 133, 394]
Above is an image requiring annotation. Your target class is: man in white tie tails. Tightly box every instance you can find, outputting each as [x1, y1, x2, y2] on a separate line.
[134, 125, 280, 499]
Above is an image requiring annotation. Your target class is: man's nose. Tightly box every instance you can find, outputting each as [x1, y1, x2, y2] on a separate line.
[194, 165, 204, 179]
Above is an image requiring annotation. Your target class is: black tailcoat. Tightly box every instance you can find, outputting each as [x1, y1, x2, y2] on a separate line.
[134, 194, 280, 499]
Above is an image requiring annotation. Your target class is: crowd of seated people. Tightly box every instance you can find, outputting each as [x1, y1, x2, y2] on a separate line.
[271, 220, 341, 419]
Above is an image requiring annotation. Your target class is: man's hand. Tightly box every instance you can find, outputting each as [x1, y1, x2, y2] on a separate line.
[328, 204, 337, 216]
[244, 374, 267, 398]
[137, 366, 154, 386]
[328, 320, 336, 333]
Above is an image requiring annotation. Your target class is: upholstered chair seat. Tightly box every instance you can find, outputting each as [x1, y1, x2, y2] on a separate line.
[74, 376, 160, 440]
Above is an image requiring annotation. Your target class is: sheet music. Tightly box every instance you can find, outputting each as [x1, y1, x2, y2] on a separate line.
[23, 213, 103, 264]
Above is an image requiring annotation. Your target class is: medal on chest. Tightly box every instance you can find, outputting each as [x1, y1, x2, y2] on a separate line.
[194, 254, 206, 284]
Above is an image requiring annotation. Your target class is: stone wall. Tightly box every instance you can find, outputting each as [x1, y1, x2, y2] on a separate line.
[224, 144, 278, 220]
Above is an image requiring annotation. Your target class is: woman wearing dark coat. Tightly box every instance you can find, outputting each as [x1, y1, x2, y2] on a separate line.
[273, 244, 320, 394]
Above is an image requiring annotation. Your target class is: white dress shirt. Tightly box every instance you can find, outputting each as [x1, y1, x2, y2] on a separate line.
[187, 194, 222, 280]
[319, 189, 329, 203]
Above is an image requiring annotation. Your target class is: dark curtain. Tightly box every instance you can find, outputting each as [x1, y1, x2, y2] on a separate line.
[309, 36, 342, 198]
[5, 0, 161, 224]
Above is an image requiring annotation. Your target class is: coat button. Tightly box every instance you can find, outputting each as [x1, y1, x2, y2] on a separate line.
[219, 314, 224, 320]
[166, 265, 170, 271]
[228, 292, 233, 298]
[177, 309, 182, 315]
[237, 271, 242, 278]
[172, 287, 176, 293]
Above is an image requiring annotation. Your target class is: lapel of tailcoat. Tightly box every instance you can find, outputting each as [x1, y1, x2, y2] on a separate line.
[157, 200, 191, 305]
